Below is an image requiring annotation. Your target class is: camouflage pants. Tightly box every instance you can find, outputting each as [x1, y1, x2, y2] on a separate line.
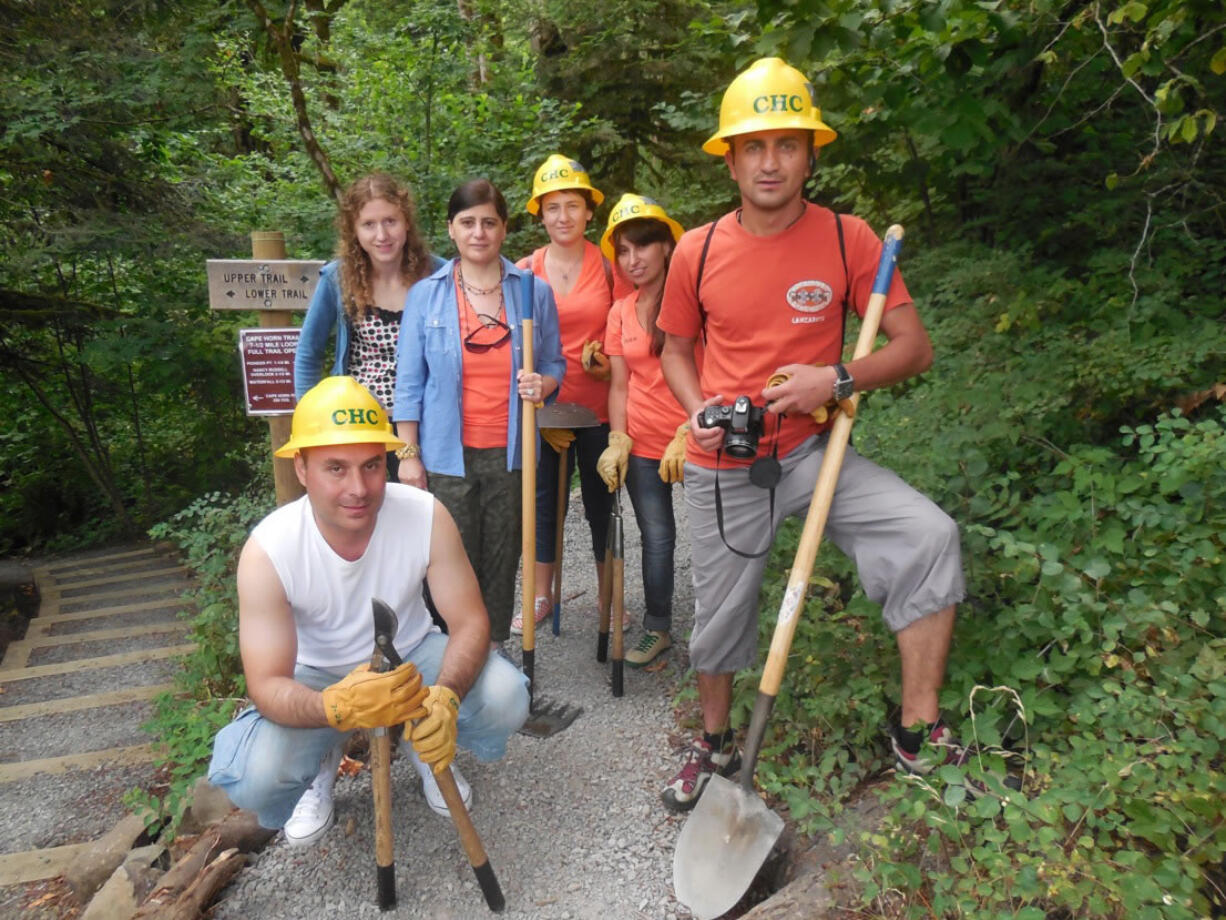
[429, 447, 523, 643]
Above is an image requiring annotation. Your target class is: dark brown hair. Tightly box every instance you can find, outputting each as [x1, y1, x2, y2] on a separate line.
[447, 179, 509, 223]
[612, 218, 675, 356]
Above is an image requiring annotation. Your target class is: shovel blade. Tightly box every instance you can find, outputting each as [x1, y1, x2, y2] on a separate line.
[517, 697, 583, 738]
[536, 402, 602, 429]
[673, 774, 784, 920]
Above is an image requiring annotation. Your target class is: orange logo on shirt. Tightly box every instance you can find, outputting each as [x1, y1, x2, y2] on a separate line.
[786, 280, 834, 313]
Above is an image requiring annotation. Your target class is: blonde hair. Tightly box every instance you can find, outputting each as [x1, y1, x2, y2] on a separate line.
[335, 173, 432, 322]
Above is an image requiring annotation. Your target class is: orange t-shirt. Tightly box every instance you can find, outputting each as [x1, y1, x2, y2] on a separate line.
[657, 203, 912, 468]
[525, 241, 620, 420]
[456, 278, 510, 448]
[605, 290, 693, 460]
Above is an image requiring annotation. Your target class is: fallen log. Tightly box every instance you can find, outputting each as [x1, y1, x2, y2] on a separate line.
[132, 848, 243, 920]
[132, 810, 271, 919]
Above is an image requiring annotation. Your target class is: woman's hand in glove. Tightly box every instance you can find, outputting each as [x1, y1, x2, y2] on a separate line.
[581, 340, 612, 381]
[596, 431, 633, 491]
[658, 422, 689, 483]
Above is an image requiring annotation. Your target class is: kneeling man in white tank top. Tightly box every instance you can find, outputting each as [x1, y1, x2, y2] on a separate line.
[208, 376, 529, 846]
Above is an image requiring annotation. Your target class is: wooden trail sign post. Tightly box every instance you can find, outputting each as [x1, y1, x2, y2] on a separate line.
[205, 231, 324, 506]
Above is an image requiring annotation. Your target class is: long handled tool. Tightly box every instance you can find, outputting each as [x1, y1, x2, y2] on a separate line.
[368, 626, 397, 910]
[673, 226, 905, 920]
[371, 599, 505, 912]
[536, 401, 603, 636]
[518, 275, 582, 737]
[609, 488, 625, 697]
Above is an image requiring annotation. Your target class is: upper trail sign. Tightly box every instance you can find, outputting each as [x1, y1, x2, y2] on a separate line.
[206, 259, 325, 310]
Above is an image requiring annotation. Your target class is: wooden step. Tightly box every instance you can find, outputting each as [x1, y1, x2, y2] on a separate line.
[0, 743, 156, 783]
[0, 645, 194, 682]
[0, 684, 175, 723]
[54, 565, 188, 592]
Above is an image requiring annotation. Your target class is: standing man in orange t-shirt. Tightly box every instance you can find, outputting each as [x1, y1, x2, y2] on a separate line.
[656, 57, 967, 812]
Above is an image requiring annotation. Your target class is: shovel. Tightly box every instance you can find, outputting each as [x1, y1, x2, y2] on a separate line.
[371, 599, 506, 912]
[518, 274, 583, 737]
[536, 401, 603, 636]
[673, 226, 905, 920]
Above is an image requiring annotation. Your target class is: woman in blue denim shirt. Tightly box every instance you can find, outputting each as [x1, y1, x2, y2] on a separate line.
[294, 173, 442, 479]
[393, 179, 565, 647]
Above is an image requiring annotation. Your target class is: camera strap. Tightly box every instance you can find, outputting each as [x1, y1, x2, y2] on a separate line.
[712, 416, 784, 559]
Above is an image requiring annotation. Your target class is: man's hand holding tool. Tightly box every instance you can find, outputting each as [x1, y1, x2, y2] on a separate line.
[409, 685, 461, 774]
[321, 662, 429, 731]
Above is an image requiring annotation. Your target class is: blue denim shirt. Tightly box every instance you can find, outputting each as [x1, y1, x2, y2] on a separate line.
[393, 257, 565, 476]
[293, 256, 446, 400]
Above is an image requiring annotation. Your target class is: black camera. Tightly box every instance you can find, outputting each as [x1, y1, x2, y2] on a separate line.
[699, 395, 766, 459]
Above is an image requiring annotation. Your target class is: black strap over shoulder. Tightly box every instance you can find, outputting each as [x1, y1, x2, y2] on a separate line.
[834, 211, 850, 349]
[693, 217, 720, 344]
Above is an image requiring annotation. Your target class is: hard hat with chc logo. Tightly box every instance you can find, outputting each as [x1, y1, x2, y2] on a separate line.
[703, 57, 837, 156]
[525, 153, 605, 215]
[600, 193, 685, 261]
[274, 376, 406, 457]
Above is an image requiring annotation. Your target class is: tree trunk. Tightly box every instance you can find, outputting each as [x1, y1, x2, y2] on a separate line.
[246, 0, 342, 202]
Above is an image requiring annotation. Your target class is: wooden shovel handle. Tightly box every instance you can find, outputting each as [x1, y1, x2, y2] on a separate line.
[759, 224, 904, 695]
[739, 227, 905, 785]
[521, 314, 538, 660]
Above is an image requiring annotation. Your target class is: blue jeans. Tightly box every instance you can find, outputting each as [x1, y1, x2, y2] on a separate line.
[536, 423, 612, 563]
[625, 455, 677, 632]
[207, 633, 529, 829]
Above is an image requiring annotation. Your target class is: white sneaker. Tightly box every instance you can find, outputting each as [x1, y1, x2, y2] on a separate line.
[403, 743, 472, 817]
[283, 746, 342, 847]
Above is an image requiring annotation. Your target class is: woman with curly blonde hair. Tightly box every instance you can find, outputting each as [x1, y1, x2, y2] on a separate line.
[295, 172, 443, 478]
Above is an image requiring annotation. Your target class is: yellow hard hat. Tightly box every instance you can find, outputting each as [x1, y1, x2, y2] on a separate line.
[703, 57, 837, 156]
[274, 376, 406, 458]
[525, 153, 605, 215]
[600, 194, 684, 261]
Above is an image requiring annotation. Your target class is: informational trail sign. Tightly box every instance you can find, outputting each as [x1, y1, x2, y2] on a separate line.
[206, 236, 315, 506]
[205, 259, 325, 310]
[239, 328, 301, 415]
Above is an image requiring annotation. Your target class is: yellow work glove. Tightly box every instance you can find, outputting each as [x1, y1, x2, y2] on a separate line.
[540, 427, 576, 454]
[596, 430, 633, 492]
[409, 685, 460, 774]
[765, 371, 841, 424]
[581, 340, 611, 381]
[658, 422, 689, 484]
[319, 662, 428, 732]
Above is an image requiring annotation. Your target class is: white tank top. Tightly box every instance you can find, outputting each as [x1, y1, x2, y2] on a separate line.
[251, 484, 437, 671]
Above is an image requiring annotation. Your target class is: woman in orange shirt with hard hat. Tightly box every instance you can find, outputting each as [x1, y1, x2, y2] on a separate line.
[513, 154, 630, 635]
[596, 194, 690, 668]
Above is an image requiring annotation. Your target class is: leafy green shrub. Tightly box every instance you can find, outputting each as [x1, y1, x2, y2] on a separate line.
[855, 409, 1226, 918]
[126, 480, 272, 834]
[745, 408, 1226, 917]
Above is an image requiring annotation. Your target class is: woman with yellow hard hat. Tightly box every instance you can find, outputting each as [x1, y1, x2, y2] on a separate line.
[513, 154, 631, 635]
[595, 194, 691, 667]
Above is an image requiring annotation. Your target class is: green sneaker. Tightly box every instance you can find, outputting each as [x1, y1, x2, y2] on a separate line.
[625, 630, 671, 668]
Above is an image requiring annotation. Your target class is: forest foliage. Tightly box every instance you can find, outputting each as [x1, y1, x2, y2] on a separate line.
[3, 0, 1225, 916]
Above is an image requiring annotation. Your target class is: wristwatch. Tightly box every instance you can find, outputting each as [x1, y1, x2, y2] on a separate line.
[394, 443, 421, 460]
[832, 363, 854, 401]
